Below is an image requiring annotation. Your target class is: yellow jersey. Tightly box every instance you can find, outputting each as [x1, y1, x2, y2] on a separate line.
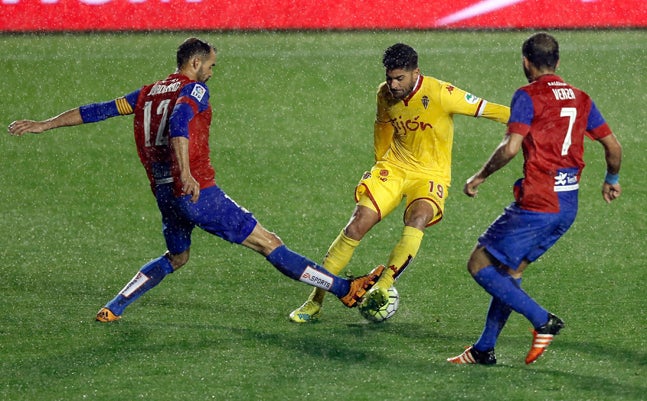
[374, 75, 510, 183]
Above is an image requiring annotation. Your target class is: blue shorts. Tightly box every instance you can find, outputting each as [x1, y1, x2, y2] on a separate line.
[478, 201, 577, 270]
[154, 184, 258, 255]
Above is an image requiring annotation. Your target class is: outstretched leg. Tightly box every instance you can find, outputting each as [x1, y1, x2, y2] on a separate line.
[243, 222, 382, 308]
[288, 205, 379, 322]
[288, 230, 360, 322]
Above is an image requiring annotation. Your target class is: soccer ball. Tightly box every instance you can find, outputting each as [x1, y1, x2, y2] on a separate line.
[358, 286, 400, 323]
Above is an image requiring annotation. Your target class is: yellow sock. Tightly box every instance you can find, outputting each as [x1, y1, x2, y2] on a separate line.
[377, 226, 424, 289]
[308, 230, 360, 304]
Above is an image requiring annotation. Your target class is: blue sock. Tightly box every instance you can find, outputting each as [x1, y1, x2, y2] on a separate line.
[474, 278, 521, 351]
[266, 245, 350, 298]
[473, 265, 549, 328]
[105, 256, 174, 316]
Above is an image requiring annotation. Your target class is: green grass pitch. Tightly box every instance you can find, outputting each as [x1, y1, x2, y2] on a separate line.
[0, 30, 645, 400]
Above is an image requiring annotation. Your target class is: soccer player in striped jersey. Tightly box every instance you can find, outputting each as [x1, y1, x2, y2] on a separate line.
[290, 43, 510, 323]
[447, 32, 622, 365]
[8, 37, 382, 322]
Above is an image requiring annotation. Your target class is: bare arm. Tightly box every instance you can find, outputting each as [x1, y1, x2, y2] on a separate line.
[598, 133, 622, 204]
[464, 133, 524, 197]
[170, 136, 200, 203]
[8, 108, 84, 136]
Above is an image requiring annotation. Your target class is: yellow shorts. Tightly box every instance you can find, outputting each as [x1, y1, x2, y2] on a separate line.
[354, 161, 448, 226]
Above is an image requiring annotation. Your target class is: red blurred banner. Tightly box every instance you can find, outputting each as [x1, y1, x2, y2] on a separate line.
[1, 0, 646, 31]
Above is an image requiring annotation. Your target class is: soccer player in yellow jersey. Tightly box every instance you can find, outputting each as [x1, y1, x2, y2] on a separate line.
[289, 43, 510, 322]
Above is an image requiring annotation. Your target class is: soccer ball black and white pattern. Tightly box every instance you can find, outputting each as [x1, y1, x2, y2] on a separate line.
[359, 286, 400, 323]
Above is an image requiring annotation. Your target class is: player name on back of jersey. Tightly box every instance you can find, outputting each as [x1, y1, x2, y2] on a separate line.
[551, 88, 576, 101]
[546, 80, 576, 100]
[149, 81, 181, 96]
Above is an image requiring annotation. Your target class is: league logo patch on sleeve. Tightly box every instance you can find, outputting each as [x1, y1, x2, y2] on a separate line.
[464, 93, 481, 104]
[191, 84, 206, 102]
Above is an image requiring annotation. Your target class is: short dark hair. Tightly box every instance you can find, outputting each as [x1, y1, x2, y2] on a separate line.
[522, 32, 559, 71]
[176, 37, 215, 69]
[382, 43, 418, 71]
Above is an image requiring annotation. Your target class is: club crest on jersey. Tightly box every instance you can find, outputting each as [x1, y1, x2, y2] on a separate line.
[421, 95, 430, 109]
[191, 84, 206, 102]
[464, 93, 480, 104]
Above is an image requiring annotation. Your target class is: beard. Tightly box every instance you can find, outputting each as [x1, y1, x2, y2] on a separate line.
[523, 65, 533, 82]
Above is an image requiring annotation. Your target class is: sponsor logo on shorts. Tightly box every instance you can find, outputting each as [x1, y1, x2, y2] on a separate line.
[554, 170, 579, 192]
[300, 266, 333, 290]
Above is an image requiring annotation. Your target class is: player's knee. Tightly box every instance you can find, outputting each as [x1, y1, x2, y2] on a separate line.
[344, 208, 377, 240]
[263, 231, 284, 252]
[467, 260, 479, 277]
[166, 250, 190, 270]
[404, 214, 430, 230]
[243, 224, 284, 256]
[467, 246, 489, 277]
[343, 224, 366, 241]
[404, 200, 438, 228]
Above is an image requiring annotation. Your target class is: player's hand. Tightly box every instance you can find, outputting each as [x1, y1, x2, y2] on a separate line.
[8, 120, 47, 136]
[181, 173, 200, 203]
[464, 175, 485, 197]
[602, 182, 621, 204]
